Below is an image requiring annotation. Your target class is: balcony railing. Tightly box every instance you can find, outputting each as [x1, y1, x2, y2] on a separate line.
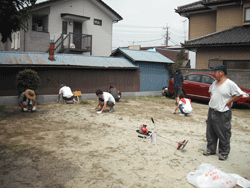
[49, 33, 92, 55]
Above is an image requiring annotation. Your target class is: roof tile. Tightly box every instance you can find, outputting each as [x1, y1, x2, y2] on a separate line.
[183, 26, 250, 46]
[112, 48, 174, 64]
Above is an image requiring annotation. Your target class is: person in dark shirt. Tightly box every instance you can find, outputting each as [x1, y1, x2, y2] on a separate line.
[109, 86, 121, 102]
[19, 89, 37, 112]
[173, 69, 184, 105]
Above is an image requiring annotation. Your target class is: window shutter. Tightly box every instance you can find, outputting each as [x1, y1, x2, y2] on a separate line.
[17, 32, 20, 49]
[11, 33, 15, 49]
[14, 33, 18, 50]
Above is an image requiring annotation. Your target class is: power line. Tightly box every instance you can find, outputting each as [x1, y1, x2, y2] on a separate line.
[129, 37, 165, 44]
[114, 24, 186, 33]
[169, 31, 184, 38]
[114, 24, 164, 29]
[169, 39, 180, 45]
[113, 30, 164, 34]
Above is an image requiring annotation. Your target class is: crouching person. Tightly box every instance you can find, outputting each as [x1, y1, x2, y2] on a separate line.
[58, 84, 76, 104]
[109, 86, 121, 102]
[19, 89, 37, 112]
[173, 93, 192, 116]
[95, 89, 115, 114]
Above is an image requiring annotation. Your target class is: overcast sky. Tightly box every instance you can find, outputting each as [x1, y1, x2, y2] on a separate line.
[36, 0, 196, 49]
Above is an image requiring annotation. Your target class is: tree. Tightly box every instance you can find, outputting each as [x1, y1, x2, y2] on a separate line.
[168, 49, 186, 77]
[16, 69, 40, 96]
[173, 49, 186, 65]
[0, 0, 37, 43]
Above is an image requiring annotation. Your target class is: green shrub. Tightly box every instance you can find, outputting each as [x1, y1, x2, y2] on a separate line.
[16, 69, 40, 95]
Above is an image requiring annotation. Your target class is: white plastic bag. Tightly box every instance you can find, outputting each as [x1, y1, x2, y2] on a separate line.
[229, 173, 250, 188]
[186, 163, 236, 188]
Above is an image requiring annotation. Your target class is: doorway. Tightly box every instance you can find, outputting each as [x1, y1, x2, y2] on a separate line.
[73, 21, 82, 49]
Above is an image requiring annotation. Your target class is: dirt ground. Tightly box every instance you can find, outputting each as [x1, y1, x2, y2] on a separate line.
[0, 96, 250, 188]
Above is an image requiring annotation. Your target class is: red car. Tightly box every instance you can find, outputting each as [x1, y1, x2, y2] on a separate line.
[167, 72, 250, 106]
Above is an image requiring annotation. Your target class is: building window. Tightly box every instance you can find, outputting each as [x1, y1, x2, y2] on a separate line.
[32, 16, 48, 32]
[62, 21, 68, 34]
[184, 74, 201, 83]
[224, 60, 250, 69]
[245, 8, 250, 22]
[94, 19, 102, 26]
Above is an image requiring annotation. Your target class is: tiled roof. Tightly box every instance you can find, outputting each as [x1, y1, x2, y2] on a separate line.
[182, 26, 250, 47]
[0, 52, 138, 69]
[175, 0, 240, 14]
[203, 0, 239, 5]
[111, 48, 174, 64]
[175, 1, 207, 13]
[140, 47, 188, 61]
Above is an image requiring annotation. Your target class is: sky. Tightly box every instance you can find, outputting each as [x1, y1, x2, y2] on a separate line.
[35, 0, 196, 49]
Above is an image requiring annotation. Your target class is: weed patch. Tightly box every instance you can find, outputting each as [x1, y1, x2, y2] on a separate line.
[80, 101, 90, 105]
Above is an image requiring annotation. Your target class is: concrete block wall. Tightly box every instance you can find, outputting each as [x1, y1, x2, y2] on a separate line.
[181, 68, 250, 89]
[25, 31, 50, 52]
[0, 24, 50, 53]
[0, 91, 162, 105]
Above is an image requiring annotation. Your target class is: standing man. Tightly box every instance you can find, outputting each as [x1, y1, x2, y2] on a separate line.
[19, 89, 37, 112]
[173, 69, 184, 105]
[203, 65, 244, 161]
[58, 84, 76, 104]
[95, 89, 115, 114]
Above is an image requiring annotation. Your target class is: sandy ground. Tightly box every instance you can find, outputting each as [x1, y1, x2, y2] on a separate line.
[0, 96, 250, 188]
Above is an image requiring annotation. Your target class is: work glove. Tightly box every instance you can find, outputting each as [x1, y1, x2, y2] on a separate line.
[32, 106, 36, 111]
[173, 111, 176, 114]
[57, 99, 59, 102]
[96, 111, 102, 114]
[23, 108, 28, 112]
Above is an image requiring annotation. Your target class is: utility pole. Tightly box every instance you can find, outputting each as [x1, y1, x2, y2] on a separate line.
[163, 24, 170, 46]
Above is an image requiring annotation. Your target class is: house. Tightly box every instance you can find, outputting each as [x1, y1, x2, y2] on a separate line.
[175, 0, 250, 70]
[0, 51, 140, 99]
[111, 48, 174, 91]
[0, 0, 122, 56]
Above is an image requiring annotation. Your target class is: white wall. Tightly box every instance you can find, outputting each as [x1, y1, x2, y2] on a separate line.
[189, 51, 196, 69]
[48, 0, 113, 56]
[83, 0, 113, 56]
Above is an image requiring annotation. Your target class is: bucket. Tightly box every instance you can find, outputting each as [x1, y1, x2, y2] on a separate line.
[151, 133, 156, 145]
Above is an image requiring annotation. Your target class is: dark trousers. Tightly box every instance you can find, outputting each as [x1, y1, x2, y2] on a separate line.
[206, 108, 232, 155]
[179, 104, 184, 114]
[63, 95, 75, 101]
[99, 98, 114, 107]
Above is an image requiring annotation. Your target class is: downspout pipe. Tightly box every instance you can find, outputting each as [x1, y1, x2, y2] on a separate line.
[48, 40, 55, 61]
[208, 56, 220, 69]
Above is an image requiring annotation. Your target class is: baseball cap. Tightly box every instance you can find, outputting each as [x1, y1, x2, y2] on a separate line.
[210, 65, 227, 75]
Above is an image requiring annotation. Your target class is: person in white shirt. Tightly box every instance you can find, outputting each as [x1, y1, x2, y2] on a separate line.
[95, 89, 115, 113]
[58, 84, 76, 104]
[173, 93, 192, 116]
[203, 65, 244, 161]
